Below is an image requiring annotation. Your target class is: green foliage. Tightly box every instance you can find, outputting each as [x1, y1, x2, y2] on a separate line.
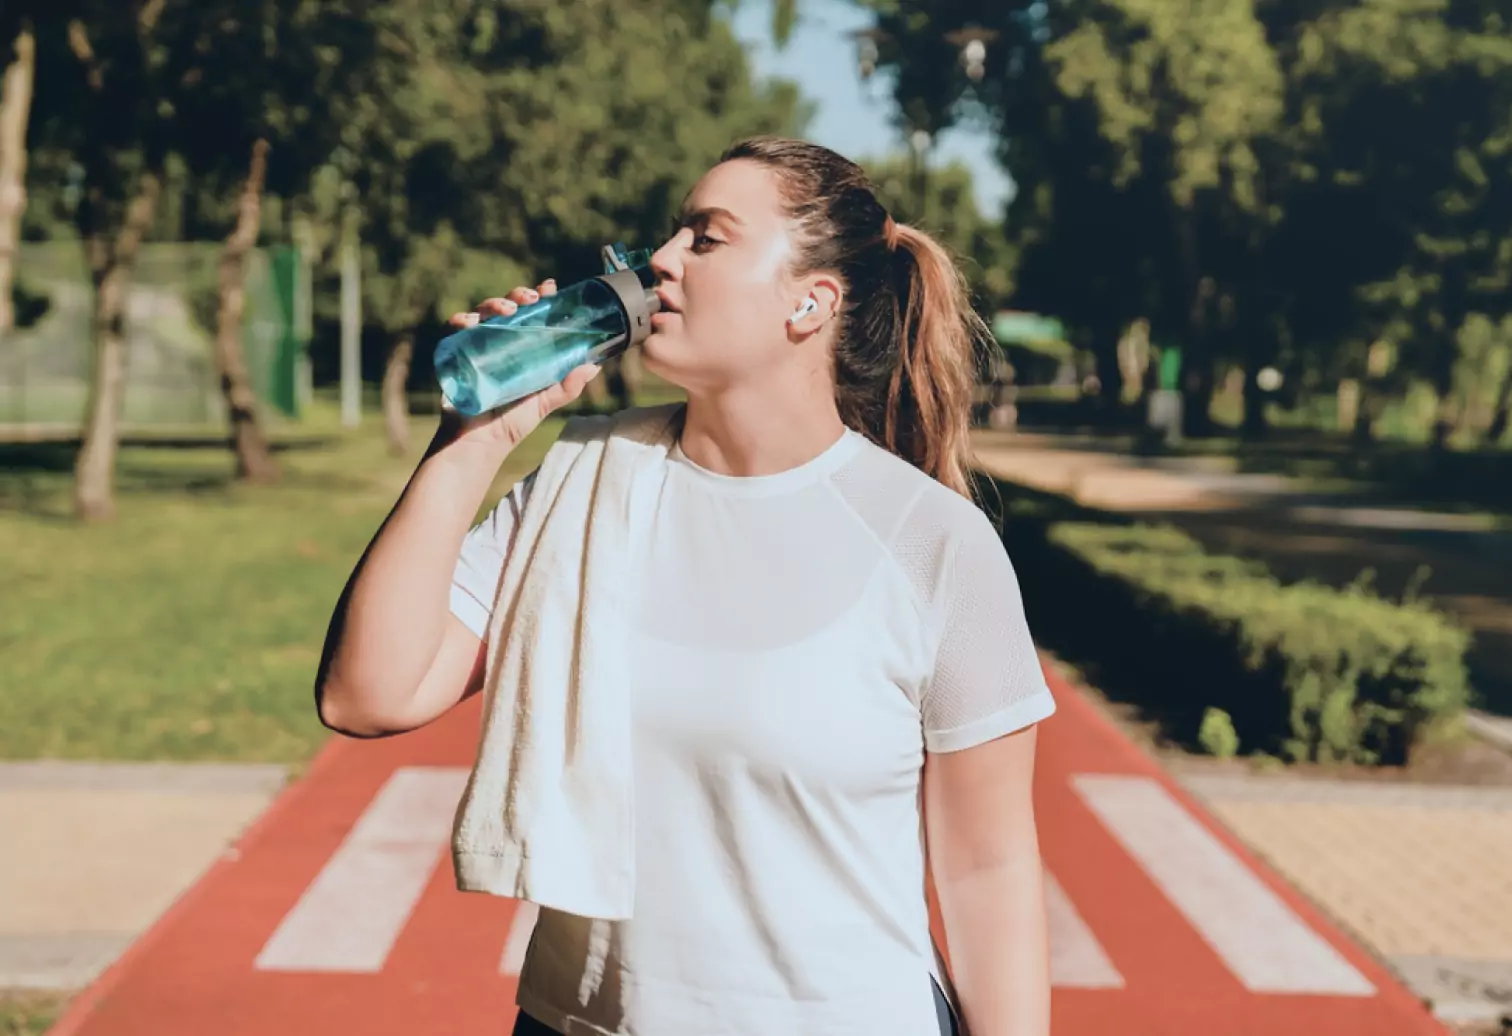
[1048, 0, 1283, 209]
[311, 0, 805, 344]
[856, 0, 1512, 433]
[1197, 707, 1240, 758]
[1044, 520, 1472, 763]
[0, 991, 67, 1036]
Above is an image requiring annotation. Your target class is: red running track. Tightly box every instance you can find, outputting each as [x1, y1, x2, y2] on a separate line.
[49, 664, 1447, 1036]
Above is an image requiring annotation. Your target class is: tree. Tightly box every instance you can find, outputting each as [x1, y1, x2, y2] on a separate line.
[30, 1, 183, 520]
[0, 12, 37, 334]
[342, 0, 805, 454]
[852, 0, 1512, 450]
[1295, 0, 1512, 449]
[172, 0, 382, 481]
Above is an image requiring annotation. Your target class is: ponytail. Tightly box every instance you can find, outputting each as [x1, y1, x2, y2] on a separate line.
[881, 223, 987, 499]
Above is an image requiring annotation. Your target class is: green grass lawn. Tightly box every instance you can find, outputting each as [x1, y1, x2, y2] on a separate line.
[0, 401, 572, 764]
[0, 991, 67, 1036]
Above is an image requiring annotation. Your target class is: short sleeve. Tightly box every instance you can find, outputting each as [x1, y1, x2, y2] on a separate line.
[449, 470, 536, 639]
[922, 510, 1056, 753]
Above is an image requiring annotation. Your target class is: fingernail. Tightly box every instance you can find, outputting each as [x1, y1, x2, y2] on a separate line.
[543, 279, 556, 288]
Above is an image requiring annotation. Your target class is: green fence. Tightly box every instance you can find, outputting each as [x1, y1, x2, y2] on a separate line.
[2, 240, 306, 436]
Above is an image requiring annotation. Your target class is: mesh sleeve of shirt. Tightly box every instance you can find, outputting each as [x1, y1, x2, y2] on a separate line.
[449, 470, 536, 640]
[922, 506, 1056, 753]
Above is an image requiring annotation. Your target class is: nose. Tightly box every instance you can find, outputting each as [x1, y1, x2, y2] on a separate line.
[650, 229, 687, 283]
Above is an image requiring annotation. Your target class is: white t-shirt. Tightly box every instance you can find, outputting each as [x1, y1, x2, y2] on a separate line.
[450, 424, 1055, 1036]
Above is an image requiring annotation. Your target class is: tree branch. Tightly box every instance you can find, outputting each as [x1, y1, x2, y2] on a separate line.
[67, 19, 104, 91]
[139, 0, 167, 36]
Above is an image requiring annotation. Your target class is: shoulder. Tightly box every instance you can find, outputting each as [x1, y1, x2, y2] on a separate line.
[837, 437, 1008, 616]
[848, 435, 1002, 555]
[557, 402, 685, 449]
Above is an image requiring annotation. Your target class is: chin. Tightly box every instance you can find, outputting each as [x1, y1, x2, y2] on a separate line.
[636, 336, 680, 385]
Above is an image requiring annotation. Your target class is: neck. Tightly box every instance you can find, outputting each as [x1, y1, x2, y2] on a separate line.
[677, 373, 847, 478]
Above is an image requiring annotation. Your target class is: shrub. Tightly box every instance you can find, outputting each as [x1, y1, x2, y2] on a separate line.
[1001, 507, 1471, 765]
[1198, 707, 1241, 758]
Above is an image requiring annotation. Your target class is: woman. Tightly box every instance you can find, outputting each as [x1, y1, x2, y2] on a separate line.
[315, 137, 1054, 1036]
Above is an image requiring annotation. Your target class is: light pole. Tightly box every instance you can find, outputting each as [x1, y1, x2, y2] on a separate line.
[908, 128, 931, 219]
[338, 176, 361, 430]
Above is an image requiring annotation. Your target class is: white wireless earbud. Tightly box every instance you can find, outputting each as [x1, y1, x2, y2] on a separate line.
[788, 298, 819, 325]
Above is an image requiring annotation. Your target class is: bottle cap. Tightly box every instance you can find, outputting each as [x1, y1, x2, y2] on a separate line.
[602, 241, 654, 273]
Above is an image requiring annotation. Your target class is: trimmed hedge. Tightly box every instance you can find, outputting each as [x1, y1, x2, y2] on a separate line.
[994, 491, 1472, 765]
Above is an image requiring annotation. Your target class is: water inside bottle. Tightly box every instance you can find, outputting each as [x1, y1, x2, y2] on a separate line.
[436, 278, 629, 415]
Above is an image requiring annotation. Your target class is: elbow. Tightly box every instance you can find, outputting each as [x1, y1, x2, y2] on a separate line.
[314, 677, 405, 739]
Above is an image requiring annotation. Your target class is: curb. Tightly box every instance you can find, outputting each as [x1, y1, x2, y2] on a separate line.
[1466, 711, 1512, 755]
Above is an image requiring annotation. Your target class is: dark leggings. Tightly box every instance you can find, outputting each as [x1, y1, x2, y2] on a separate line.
[510, 975, 961, 1035]
[510, 1011, 559, 1036]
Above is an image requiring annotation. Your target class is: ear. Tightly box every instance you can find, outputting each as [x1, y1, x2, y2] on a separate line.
[788, 273, 843, 333]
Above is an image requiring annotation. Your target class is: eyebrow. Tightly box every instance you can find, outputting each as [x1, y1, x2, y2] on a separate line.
[677, 205, 746, 228]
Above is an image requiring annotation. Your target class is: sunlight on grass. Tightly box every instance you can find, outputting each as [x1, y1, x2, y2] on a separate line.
[0, 409, 563, 762]
[0, 990, 69, 1036]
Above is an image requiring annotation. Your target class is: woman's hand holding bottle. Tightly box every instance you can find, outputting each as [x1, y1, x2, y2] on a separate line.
[315, 277, 601, 739]
[438, 279, 603, 457]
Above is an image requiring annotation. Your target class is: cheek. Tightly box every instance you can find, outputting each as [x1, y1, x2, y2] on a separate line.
[745, 234, 793, 286]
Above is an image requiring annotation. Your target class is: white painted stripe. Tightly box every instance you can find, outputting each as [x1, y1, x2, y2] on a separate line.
[1073, 774, 1375, 996]
[255, 767, 468, 973]
[1045, 872, 1124, 988]
[500, 900, 539, 975]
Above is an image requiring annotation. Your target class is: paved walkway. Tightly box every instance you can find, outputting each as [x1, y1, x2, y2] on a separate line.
[0, 762, 287, 991]
[41, 666, 1444, 1036]
[1177, 772, 1512, 1024]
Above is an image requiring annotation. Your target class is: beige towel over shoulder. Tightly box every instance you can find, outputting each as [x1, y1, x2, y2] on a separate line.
[452, 402, 685, 921]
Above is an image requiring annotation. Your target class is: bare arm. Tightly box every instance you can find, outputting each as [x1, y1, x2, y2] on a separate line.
[314, 281, 600, 737]
[924, 725, 1050, 1036]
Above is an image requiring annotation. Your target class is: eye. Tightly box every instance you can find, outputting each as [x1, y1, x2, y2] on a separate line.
[691, 232, 722, 254]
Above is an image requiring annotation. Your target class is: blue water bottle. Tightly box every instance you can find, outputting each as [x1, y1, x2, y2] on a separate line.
[434, 243, 661, 416]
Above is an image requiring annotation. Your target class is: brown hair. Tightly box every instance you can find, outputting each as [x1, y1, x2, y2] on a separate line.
[718, 136, 990, 499]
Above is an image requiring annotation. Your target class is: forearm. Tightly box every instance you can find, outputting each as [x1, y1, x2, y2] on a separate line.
[316, 431, 506, 731]
[936, 851, 1051, 1036]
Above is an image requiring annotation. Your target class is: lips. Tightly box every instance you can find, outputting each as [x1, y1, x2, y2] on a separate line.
[654, 288, 681, 313]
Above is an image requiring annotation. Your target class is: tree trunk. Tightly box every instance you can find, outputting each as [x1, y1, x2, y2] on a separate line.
[1093, 332, 1124, 415]
[620, 347, 645, 405]
[0, 21, 36, 334]
[1484, 364, 1512, 444]
[215, 138, 279, 483]
[382, 332, 413, 456]
[1241, 366, 1268, 439]
[1352, 381, 1385, 446]
[384, 331, 414, 453]
[1181, 352, 1216, 439]
[74, 171, 163, 521]
[581, 353, 632, 412]
[1429, 350, 1458, 454]
[605, 354, 631, 410]
[1180, 273, 1218, 439]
